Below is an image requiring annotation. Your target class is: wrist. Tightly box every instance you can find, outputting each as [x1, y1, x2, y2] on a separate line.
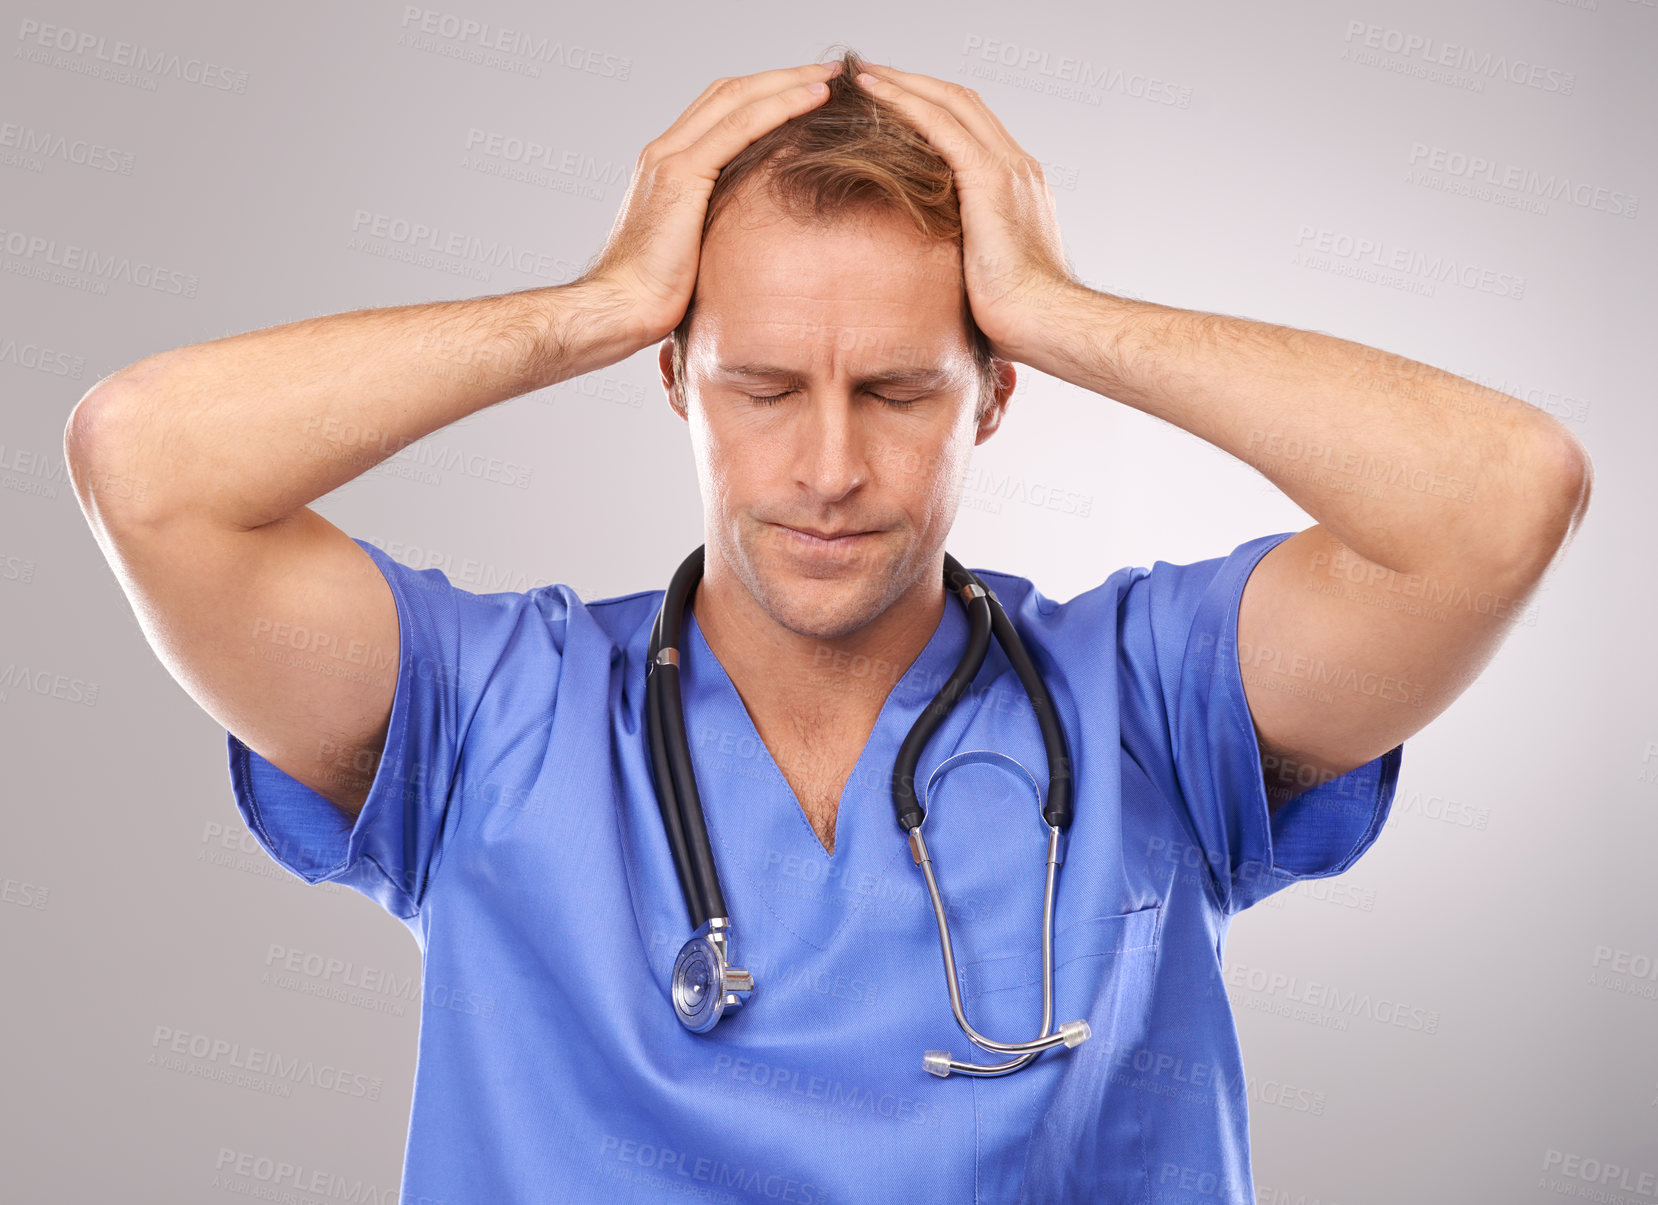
[523, 278, 654, 389]
[1023, 284, 1153, 395]
[1002, 278, 1105, 380]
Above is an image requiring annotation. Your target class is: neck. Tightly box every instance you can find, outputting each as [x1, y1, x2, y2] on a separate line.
[691, 555, 947, 721]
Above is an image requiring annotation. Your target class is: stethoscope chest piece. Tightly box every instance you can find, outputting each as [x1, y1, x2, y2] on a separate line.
[671, 917, 753, 1033]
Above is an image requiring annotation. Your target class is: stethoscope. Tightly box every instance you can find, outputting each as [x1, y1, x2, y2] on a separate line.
[645, 545, 1092, 1078]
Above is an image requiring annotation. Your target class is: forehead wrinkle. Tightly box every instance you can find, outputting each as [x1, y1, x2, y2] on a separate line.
[699, 312, 960, 384]
[711, 256, 957, 309]
[714, 361, 956, 386]
[709, 294, 943, 329]
[691, 248, 974, 388]
[708, 356, 970, 398]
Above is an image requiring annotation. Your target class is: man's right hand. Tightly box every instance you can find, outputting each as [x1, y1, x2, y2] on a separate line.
[577, 59, 843, 354]
[60, 62, 852, 828]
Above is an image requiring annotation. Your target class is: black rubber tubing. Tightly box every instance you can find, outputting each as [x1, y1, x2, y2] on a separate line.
[891, 554, 1074, 832]
[647, 546, 1077, 933]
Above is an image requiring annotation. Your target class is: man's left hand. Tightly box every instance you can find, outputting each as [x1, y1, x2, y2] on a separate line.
[855, 63, 1080, 367]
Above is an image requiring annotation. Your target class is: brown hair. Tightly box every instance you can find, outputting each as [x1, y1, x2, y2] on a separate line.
[670, 46, 996, 422]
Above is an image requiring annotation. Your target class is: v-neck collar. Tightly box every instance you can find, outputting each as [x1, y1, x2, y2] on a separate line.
[676, 588, 974, 951]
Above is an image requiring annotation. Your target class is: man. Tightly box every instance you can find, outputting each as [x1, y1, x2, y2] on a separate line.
[66, 49, 1589, 1203]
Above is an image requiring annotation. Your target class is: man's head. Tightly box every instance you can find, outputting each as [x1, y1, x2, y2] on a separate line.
[658, 47, 1016, 644]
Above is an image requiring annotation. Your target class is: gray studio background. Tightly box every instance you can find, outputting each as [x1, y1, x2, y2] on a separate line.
[3, 1, 1652, 1200]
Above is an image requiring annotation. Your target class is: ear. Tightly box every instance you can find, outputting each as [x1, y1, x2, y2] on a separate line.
[658, 337, 688, 422]
[972, 358, 1018, 446]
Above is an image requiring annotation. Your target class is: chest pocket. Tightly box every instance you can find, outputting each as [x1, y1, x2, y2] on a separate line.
[959, 904, 1164, 1204]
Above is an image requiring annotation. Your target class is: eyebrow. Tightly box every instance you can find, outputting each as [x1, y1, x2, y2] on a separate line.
[713, 362, 956, 390]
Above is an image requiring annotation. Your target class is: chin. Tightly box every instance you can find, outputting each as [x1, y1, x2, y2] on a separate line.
[773, 600, 884, 643]
[750, 551, 891, 640]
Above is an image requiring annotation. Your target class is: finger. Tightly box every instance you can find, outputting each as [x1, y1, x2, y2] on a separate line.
[852, 70, 1000, 183]
[859, 63, 1021, 157]
[669, 61, 837, 140]
[681, 58, 843, 122]
[655, 61, 840, 155]
[675, 77, 837, 180]
[857, 64, 1026, 168]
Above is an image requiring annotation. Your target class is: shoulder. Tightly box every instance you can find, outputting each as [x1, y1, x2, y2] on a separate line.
[976, 534, 1297, 624]
[962, 532, 1295, 655]
[350, 537, 664, 657]
[500, 580, 664, 662]
[965, 563, 1146, 623]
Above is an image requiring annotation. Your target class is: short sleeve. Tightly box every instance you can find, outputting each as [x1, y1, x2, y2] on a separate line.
[225, 537, 566, 919]
[1118, 531, 1403, 914]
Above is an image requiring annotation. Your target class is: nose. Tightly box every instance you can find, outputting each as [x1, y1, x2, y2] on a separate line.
[791, 391, 871, 503]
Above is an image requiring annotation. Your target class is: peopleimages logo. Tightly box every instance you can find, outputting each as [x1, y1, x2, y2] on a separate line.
[710, 1053, 933, 1125]
[0, 337, 86, 376]
[148, 1025, 383, 1100]
[1541, 1149, 1658, 1198]
[0, 225, 198, 296]
[1341, 20, 1575, 94]
[397, 7, 632, 79]
[1407, 143, 1638, 218]
[211, 1148, 421, 1203]
[0, 121, 136, 173]
[959, 34, 1194, 108]
[598, 1134, 827, 1204]
[1293, 223, 1526, 299]
[347, 209, 584, 282]
[14, 18, 251, 92]
[1222, 962, 1441, 1034]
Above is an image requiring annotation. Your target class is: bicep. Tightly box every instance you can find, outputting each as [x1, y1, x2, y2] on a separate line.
[1237, 524, 1529, 808]
[98, 504, 399, 820]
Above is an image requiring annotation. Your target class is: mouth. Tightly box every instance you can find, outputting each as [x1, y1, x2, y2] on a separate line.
[773, 523, 878, 550]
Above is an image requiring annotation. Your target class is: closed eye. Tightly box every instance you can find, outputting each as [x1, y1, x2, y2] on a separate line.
[748, 390, 917, 409]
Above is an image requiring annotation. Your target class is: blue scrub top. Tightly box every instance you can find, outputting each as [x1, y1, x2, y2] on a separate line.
[226, 530, 1402, 1204]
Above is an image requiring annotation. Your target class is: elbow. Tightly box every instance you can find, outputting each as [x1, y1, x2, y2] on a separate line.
[63, 373, 165, 537]
[1536, 427, 1593, 543]
[64, 380, 121, 465]
[1557, 430, 1593, 536]
[1502, 429, 1593, 585]
[64, 355, 161, 462]
[63, 385, 125, 536]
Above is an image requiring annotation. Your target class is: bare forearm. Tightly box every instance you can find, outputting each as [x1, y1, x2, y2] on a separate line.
[1037, 286, 1592, 580]
[68, 278, 636, 532]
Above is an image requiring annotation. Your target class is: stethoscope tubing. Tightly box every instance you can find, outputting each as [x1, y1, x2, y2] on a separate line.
[915, 829, 1061, 1076]
[890, 555, 1074, 835]
[647, 544, 725, 928]
[645, 547, 1088, 1073]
